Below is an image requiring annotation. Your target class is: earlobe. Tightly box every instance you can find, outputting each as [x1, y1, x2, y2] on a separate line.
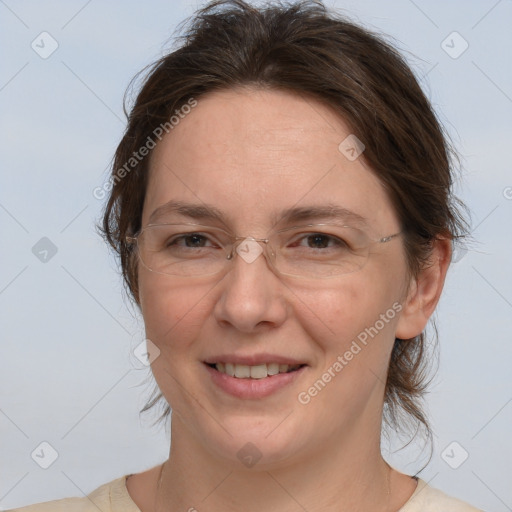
[395, 238, 452, 339]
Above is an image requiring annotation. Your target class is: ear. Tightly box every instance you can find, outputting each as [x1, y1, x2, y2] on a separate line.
[395, 237, 452, 339]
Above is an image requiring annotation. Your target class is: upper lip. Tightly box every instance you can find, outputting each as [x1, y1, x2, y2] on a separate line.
[204, 353, 308, 366]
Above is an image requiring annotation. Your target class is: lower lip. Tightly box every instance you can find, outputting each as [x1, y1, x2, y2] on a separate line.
[204, 363, 307, 399]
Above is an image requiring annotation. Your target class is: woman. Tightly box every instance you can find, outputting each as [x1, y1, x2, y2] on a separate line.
[10, 0, 482, 510]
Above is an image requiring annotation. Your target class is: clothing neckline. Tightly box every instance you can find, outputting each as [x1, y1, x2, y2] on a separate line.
[116, 473, 424, 512]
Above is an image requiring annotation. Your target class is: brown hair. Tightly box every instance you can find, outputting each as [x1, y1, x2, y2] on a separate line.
[98, 0, 468, 458]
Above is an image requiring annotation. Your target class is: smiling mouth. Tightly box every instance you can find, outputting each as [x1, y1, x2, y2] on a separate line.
[206, 362, 306, 379]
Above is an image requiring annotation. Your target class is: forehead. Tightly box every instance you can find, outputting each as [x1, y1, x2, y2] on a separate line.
[143, 88, 398, 233]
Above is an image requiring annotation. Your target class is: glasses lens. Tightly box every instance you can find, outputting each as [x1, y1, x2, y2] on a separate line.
[136, 223, 372, 278]
[271, 225, 369, 278]
[138, 224, 229, 276]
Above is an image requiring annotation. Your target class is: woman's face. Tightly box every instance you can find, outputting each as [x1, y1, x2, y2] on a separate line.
[138, 88, 413, 468]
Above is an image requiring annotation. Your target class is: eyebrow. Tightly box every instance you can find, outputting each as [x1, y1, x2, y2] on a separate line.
[148, 200, 368, 228]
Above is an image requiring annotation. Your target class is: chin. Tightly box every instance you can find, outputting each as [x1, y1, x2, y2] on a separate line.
[197, 415, 310, 470]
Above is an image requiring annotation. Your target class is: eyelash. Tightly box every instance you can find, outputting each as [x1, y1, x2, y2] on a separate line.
[167, 232, 348, 250]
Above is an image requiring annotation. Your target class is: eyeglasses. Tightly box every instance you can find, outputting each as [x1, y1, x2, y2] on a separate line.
[126, 222, 401, 279]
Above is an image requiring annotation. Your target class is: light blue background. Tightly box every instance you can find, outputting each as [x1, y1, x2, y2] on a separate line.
[1, 1, 511, 510]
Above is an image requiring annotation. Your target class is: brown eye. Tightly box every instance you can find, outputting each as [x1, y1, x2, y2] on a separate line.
[289, 233, 348, 251]
[303, 233, 346, 249]
[168, 233, 211, 248]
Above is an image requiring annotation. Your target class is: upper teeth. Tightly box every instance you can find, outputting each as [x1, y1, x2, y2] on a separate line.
[214, 362, 301, 379]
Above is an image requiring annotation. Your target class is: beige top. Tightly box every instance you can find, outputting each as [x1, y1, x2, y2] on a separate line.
[7, 475, 482, 511]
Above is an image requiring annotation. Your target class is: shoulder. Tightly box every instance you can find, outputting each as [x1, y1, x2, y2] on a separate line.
[400, 478, 483, 512]
[5, 475, 140, 512]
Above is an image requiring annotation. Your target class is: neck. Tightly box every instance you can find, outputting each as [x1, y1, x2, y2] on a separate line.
[154, 418, 394, 512]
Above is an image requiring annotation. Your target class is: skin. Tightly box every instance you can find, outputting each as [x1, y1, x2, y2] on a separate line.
[126, 88, 451, 512]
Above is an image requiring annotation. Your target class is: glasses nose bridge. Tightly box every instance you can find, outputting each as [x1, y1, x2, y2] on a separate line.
[227, 235, 275, 269]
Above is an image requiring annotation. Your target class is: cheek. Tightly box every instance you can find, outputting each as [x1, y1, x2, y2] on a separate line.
[295, 273, 393, 347]
[139, 272, 211, 354]
[295, 273, 403, 407]
[297, 281, 401, 414]
[138, 274, 216, 413]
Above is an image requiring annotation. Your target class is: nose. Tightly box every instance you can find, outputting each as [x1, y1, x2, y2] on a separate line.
[213, 238, 289, 333]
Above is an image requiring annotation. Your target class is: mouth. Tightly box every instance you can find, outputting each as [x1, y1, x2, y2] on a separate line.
[205, 362, 306, 379]
[203, 359, 308, 399]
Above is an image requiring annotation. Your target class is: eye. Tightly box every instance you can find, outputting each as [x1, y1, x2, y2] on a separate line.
[289, 232, 350, 250]
[165, 232, 225, 251]
[167, 233, 214, 248]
